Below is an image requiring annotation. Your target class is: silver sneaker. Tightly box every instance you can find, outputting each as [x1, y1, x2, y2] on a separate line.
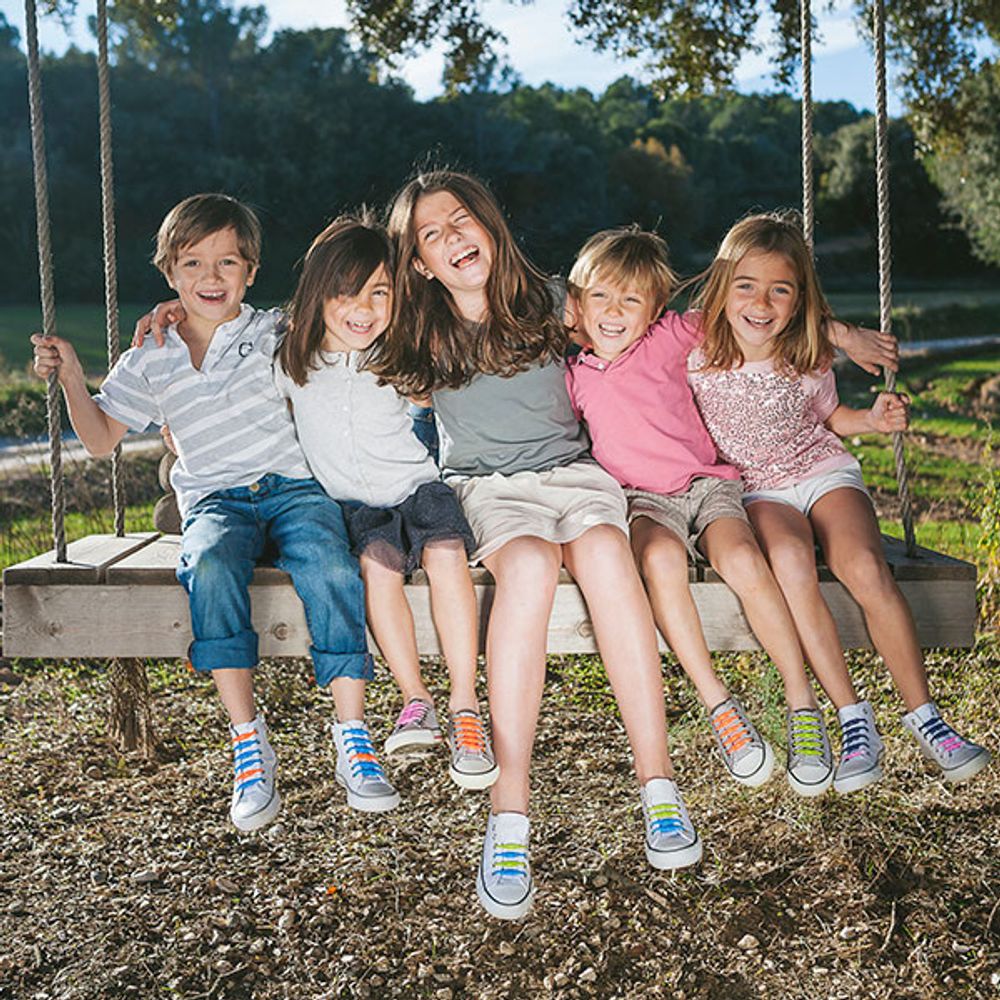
[902, 701, 991, 783]
[384, 698, 442, 755]
[447, 710, 499, 790]
[641, 778, 702, 870]
[834, 700, 884, 794]
[709, 696, 775, 787]
[332, 720, 400, 812]
[229, 716, 281, 832]
[786, 707, 833, 796]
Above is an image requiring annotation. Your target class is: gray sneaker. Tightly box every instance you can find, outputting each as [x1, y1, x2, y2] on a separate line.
[709, 696, 775, 787]
[902, 701, 991, 783]
[834, 700, 884, 794]
[229, 715, 281, 832]
[384, 698, 442, 755]
[447, 710, 499, 790]
[332, 720, 400, 813]
[786, 707, 833, 796]
[640, 778, 702, 870]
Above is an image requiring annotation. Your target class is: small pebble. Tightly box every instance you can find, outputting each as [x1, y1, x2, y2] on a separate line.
[553, 972, 570, 988]
[499, 941, 515, 956]
[216, 876, 239, 895]
[579, 967, 597, 983]
[436, 990, 453, 1000]
[278, 909, 296, 931]
[737, 934, 759, 951]
[592, 874, 608, 888]
[132, 869, 159, 885]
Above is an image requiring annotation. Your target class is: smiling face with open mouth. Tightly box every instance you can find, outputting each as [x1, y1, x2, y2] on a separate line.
[411, 190, 495, 320]
[167, 227, 257, 333]
[724, 250, 800, 361]
[321, 263, 392, 354]
[577, 278, 658, 363]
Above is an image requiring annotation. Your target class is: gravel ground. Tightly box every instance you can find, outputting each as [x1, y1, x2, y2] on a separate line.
[1, 642, 998, 1000]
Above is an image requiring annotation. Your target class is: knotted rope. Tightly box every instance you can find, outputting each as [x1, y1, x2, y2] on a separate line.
[800, 0, 814, 245]
[24, 0, 66, 562]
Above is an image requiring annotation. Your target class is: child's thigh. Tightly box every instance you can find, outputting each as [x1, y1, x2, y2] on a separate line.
[746, 500, 818, 579]
[267, 482, 354, 572]
[179, 501, 262, 582]
[809, 487, 883, 571]
[629, 516, 690, 579]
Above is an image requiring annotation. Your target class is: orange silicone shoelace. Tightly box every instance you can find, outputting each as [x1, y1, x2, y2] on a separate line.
[453, 714, 486, 752]
[712, 708, 750, 753]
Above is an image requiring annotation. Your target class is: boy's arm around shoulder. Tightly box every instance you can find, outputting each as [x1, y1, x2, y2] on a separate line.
[31, 333, 128, 457]
[825, 318, 899, 376]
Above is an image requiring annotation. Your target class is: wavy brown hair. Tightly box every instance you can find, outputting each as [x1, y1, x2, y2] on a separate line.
[278, 211, 394, 387]
[369, 170, 565, 397]
[692, 210, 834, 375]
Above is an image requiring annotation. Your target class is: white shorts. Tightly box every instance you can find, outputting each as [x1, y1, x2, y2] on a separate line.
[447, 459, 628, 564]
[742, 459, 871, 515]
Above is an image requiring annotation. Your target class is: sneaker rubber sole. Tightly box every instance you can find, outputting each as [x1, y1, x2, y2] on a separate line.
[231, 789, 282, 833]
[383, 729, 443, 756]
[335, 772, 401, 813]
[930, 746, 991, 783]
[730, 740, 776, 788]
[476, 866, 534, 920]
[786, 766, 833, 797]
[833, 751, 885, 795]
[645, 834, 703, 871]
[449, 760, 500, 791]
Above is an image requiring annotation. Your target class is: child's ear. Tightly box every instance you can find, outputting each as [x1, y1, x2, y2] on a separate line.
[246, 264, 259, 288]
[564, 294, 580, 329]
[412, 257, 433, 281]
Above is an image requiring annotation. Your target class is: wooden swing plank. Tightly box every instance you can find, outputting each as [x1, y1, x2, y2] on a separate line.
[1, 532, 977, 658]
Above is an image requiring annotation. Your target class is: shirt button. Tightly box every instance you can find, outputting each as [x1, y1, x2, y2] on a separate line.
[598, 363, 605, 370]
[248, 482, 260, 493]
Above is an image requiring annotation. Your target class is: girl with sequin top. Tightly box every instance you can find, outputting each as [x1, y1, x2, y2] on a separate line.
[686, 210, 990, 787]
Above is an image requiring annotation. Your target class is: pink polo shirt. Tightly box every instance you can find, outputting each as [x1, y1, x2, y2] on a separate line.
[565, 311, 739, 495]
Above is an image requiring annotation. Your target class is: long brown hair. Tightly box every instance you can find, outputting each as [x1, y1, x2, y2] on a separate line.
[370, 170, 565, 397]
[692, 210, 833, 375]
[278, 211, 394, 386]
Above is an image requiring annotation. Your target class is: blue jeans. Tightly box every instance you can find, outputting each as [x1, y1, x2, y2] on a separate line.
[177, 475, 374, 685]
[408, 403, 439, 463]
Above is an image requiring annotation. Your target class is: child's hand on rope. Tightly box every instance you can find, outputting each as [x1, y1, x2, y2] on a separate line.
[30, 333, 83, 386]
[867, 391, 910, 433]
[132, 300, 185, 348]
[828, 320, 899, 376]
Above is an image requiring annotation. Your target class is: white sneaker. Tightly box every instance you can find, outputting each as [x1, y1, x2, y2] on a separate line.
[384, 698, 442, 755]
[834, 700, 884, 794]
[709, 696, 775, 787]
[448, 710, 499, 790]
[332, 720, 400, 812]
[229, 716, 281, 832]
[476, 812, 534, 920]
[786, 707, 834, 797]
[641, 778, 702, 870]
[902, 702, 991, 783]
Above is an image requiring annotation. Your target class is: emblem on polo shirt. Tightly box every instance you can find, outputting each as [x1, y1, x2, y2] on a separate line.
[238, 341, 254, 357]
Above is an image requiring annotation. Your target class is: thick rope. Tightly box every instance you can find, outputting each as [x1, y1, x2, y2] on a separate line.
[873, 0, 917, 555]
[24, 0, 66, 562]
[96, 0, 126, 537]
[799, 0, 814, 245]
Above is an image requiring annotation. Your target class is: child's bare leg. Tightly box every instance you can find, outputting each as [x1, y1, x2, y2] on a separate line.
[360, 554, 433, 705]
[811, 489, 930, 711]
[329, 677, 367, 721]
[422, 538, 479, 712]
[630, 517, 729, 708]
[481, 537, 561, 814]
[212, 668, 256, 725]
[748, 501, 858, 709]
[701, 517, 825, 711]
[564, 525, 673, 783]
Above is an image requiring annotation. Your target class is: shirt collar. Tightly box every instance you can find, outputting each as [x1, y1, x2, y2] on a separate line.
[574, 325, 652, 371]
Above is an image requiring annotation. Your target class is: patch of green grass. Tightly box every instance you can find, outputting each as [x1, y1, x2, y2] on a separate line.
[0, 303, 151, 374]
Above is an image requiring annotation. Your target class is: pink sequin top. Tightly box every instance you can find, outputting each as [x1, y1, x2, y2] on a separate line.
[686, 349, 855, 492]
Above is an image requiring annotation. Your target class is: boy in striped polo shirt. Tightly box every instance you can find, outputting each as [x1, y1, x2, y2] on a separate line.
[31, 193, 399, 829]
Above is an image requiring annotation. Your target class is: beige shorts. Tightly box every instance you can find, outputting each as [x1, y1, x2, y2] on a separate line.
[626, 477, 747, 560]
[447, 459, 628, 564]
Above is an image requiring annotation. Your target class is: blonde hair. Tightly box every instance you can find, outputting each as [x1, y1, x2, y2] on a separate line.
[692, 210, 833, 374]
[568, 226, 677, 316]
[153, 193, 261, 274]
[371, 170, 564, 397]
[278, 211, 394, 387]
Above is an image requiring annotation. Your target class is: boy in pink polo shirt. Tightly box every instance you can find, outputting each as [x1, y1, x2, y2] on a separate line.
[565, 227, 837, 795]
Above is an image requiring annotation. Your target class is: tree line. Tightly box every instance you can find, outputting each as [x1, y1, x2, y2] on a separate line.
[0, 1, 994, 309]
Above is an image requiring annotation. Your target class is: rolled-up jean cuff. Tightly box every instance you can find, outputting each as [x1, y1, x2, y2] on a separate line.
[188, 631, 259, 671]
[313, 650, 375, 686]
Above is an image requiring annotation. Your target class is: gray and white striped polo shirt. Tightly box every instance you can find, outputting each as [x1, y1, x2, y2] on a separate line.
[93, 304, 310, 518]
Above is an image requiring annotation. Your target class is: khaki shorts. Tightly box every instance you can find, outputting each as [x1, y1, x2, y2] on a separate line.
[447, 459, 628, 564]
[626, 477, 747, 560]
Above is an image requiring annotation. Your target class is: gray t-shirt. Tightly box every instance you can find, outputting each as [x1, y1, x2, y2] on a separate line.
[433, 358, 591, 477]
